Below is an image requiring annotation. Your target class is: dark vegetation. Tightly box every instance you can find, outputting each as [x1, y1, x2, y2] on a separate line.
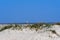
[55, 23, 60, 25]
[49, 30, 60, 37]
[0, 24, 13, 32]
[12, 24, 22, 30]
[0, 24, 22, 32]
[0, 22, 58, 32]
[25, 23, 52, 31]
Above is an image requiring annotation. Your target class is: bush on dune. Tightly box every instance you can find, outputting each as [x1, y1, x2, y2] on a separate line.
[0, 24, 13, 32]
[0, 24, 22, 32]
[12, 24, 22, 30]
[55, 23, 60, 25]
[0, 23, 53, 32]
[29, 23, 52, 31]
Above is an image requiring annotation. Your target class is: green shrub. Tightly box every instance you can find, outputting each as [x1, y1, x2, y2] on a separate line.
[29, 23, 52, 31]
[0, 25, 13, 32]
[12, 24, 22, 30]
[55, 23, 60, 25]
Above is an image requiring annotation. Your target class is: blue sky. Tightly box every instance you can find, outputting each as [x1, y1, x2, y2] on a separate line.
[0, 0, 60, 23]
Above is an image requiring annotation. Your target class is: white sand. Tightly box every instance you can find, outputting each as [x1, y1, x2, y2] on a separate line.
[0, 25, 60, 40]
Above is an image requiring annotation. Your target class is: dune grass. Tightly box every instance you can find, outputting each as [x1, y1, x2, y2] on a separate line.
[0, 23, 53, 32]
[55, 23, 60, 25]
[0, 24, 13, 32]
[25, 23, 52, 31]
[0, 24, 22, 32]
[12, 24, 22, 30]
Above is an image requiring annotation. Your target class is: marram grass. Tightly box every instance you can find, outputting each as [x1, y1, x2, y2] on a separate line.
[0, 23, 60, 32]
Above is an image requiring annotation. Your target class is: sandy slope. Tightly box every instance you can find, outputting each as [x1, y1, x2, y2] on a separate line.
[0, 25, 60, 40]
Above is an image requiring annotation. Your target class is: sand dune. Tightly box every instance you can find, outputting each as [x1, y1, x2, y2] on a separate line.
[0, 24, 60, 40]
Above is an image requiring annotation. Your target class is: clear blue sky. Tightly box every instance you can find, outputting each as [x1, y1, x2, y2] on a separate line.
[0, 0, 60, 23]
